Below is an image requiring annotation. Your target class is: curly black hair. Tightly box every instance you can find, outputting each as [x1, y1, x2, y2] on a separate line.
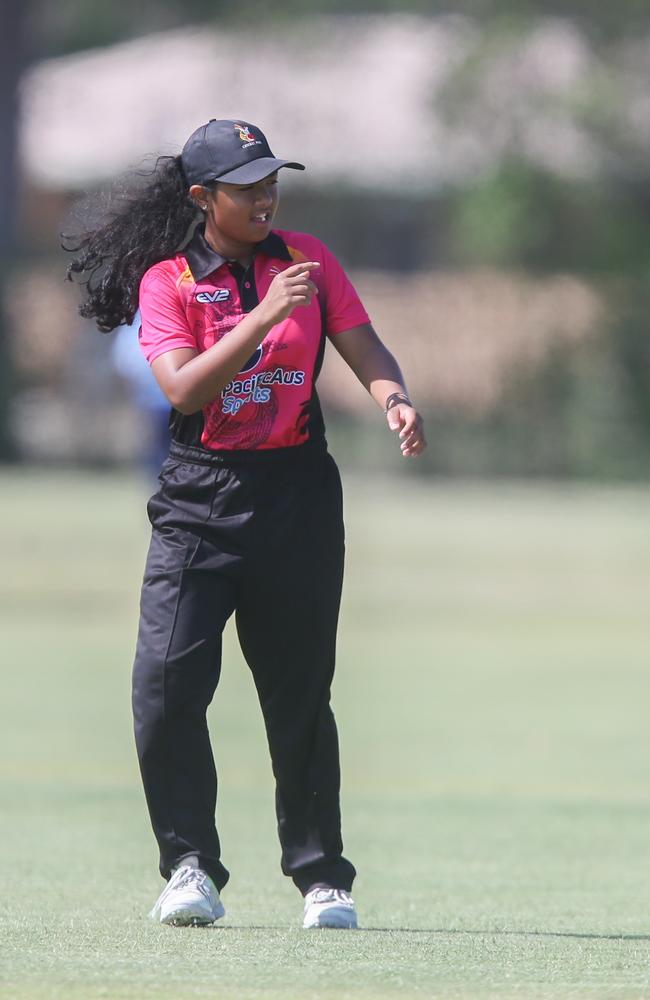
[64, 155, 200, 332]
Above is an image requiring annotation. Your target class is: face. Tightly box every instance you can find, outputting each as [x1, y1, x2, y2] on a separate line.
[193, 173, 279, 248]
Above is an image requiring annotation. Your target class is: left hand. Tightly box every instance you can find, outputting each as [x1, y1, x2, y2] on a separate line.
[387, 404, 427, 457]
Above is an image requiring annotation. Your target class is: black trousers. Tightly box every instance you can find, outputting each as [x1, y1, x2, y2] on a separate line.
[132, 439, 356, 895]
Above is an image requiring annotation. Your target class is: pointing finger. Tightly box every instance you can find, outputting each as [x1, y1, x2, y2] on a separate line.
[283, 261, 320, 277]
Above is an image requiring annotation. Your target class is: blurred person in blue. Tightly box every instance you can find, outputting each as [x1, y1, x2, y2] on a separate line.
[111, 310, 171, 477]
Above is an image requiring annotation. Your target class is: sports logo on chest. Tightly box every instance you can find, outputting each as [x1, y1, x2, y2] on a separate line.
[195, 288, 231, 304]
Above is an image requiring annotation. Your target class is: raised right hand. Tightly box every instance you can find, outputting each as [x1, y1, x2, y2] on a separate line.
[257, 261, 320, 326]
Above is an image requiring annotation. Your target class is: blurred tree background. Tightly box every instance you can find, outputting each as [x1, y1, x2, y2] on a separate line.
[3, 0, 650, 476]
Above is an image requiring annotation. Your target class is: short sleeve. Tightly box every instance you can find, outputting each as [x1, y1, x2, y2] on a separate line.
[318, 242, 370, 336]
[138, 265, 197, 363]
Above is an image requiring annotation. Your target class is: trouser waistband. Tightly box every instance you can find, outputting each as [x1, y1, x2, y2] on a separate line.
[168, 438, 328, 467]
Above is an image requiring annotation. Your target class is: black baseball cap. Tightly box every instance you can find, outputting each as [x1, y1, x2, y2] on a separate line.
[181, 119, 305, 186]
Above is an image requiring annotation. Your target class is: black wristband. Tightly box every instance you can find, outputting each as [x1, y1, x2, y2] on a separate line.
[384, 392, 412, 414]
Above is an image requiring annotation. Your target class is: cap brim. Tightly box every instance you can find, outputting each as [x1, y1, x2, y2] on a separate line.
[216, 158, 305, 184]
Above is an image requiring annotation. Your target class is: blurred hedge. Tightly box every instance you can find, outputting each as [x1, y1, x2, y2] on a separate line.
[325, 278, 650, 480]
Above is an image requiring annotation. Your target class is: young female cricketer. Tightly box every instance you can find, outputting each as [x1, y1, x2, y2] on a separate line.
[67, 118, 426, 929]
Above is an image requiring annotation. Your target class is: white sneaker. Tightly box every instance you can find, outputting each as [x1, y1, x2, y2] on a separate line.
[149, 865, 225, 926]
[303, 887, 358, 929]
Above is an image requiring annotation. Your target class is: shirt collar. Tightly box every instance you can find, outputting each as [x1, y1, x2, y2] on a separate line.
[184, 226, 292, 281]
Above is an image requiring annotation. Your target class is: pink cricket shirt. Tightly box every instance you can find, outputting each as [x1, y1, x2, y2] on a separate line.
[138, 228, 370, 451]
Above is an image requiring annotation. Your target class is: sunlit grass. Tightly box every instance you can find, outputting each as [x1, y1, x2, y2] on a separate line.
[2, 468, 650, 999]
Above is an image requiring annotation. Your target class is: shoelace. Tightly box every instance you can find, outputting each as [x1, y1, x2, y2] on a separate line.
[149, 865, 212, 918]
[307, 888, 354, 907]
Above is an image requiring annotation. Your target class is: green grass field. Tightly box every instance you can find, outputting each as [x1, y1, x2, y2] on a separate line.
[2, 467, 650, 999]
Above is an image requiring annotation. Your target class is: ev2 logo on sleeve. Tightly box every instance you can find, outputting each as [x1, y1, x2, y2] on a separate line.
[195, 289, 231, 304]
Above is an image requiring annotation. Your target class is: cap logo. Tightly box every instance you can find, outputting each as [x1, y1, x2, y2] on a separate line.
[234, 123, 257, 145]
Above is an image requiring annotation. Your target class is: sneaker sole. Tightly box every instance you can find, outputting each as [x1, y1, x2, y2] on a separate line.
[304, 907, 358, 930]
[160, 902, 225, 927]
